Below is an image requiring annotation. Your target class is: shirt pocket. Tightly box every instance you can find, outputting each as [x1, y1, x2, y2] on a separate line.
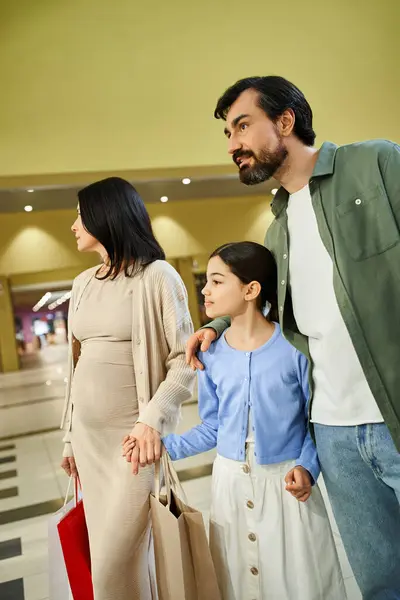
[336, 184, 399, 261]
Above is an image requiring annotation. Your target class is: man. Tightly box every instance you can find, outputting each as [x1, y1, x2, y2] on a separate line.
[186, 76, 400, 599]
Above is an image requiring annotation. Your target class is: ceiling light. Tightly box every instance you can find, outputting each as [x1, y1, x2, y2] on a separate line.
[32, 291, 52, 312]
[24, 205, 33, 212]
[182, 178, 191, 185]
[271, 188, 278, 195]
[48, 290, 72, 311]
[160, 196, 169, 203]
[27, 189, 34, 193]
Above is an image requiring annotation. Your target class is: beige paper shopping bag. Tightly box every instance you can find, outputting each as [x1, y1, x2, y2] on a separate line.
[151, 453, 221, 600]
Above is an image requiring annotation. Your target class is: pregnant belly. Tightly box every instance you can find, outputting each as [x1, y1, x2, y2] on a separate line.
[71, 358, 138, 430]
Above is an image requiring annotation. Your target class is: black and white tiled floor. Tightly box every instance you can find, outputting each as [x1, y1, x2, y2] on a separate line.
[0, 346, 361, 599]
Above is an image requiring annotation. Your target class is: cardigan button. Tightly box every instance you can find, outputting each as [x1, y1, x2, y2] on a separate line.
[136, 339, 141, 345]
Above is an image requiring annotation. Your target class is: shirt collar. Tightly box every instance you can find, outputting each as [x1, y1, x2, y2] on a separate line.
[271, 141, 338, 217]
[312, 141, 338, 177]
[221, 322, 281, 355]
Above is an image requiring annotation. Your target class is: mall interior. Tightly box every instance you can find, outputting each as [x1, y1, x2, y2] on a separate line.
[0, 0, 399, 598]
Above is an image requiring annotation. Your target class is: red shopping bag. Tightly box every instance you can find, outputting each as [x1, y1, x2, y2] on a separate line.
[57, 478, 94, 600]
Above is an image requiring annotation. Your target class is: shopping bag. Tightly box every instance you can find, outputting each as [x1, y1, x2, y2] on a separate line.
[151, 452, 221, 600]
[48, 477, 74, 600]
[57, 478, 94, 600]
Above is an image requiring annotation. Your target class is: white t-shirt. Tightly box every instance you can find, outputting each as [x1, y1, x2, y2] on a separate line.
[286, 185, 383, 425]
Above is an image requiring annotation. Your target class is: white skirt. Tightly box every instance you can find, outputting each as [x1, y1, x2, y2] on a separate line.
[209, 448, 346, 600]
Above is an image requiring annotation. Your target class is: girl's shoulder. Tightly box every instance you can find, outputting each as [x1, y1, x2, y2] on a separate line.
[198, 335, 226, 371]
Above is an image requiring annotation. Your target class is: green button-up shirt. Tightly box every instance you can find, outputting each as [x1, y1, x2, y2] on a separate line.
[209, 139, 400, 451]
[267, 139, 400, 450]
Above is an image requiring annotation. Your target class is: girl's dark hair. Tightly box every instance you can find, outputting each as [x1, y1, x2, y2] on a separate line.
[214, 75, 316, 147]
[210, 241, 278, 321]
[78, 177, 165, 279]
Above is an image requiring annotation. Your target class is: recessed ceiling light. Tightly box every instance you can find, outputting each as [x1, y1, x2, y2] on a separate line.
[271, 188, 278, 195]
[182, 178, 191, 185]
[24, 205, 33, 212]
[27, 189, 34, 193]
[160, 196, 169, 203]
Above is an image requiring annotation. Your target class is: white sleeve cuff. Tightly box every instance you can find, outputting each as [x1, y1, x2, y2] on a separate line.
[63, 442, 74, 457]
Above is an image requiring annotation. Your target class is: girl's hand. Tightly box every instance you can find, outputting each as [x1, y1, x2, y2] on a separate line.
[122, 435, 136, 462]
[284, 466, 312, 502]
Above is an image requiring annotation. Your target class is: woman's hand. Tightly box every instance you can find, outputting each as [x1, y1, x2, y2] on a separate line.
[61, 456, 79, 478]
[122, 423, 161, 475]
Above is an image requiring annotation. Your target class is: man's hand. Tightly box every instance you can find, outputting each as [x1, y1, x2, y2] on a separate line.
[61, 456, 78, 478]
[285, 466, 312, 502]
[185, 328, 217, 370]
[123, 423, 161, 476]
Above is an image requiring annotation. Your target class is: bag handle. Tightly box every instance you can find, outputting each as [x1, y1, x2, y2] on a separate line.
[63, 476, 82, 507]
[73, 476, 83, 506]
[63, 476, 74, 507]
[154, 453, 172, 506]
[164, 453, 188, 503]
[154, 448, 188, 506]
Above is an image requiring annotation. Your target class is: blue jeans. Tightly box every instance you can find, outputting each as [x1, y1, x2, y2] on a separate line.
[314, 423, 400, 600]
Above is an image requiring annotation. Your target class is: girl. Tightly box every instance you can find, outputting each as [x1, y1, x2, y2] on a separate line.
[162, 242, 345, 600]
[61, 177, 194, 600]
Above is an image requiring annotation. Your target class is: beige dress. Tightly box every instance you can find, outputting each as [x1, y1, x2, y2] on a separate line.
[66, 265, 194, 600]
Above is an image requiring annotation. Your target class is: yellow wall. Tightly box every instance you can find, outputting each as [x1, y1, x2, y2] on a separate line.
[0, 210, 98, 281]
[0, 196, 273, 281]
[0, 0, 398, 182]
[0, 277, 19, 372]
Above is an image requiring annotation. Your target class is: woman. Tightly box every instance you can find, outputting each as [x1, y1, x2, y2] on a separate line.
[60, 177, 194, 600]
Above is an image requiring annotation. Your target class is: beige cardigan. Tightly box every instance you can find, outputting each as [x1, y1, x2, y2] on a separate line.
[61, 260, 195, 457]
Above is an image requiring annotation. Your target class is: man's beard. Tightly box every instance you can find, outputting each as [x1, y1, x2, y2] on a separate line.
[234, 143, 288, 186]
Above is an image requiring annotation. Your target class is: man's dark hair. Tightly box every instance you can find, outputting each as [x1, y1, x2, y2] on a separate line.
[214, 76, 316, 146]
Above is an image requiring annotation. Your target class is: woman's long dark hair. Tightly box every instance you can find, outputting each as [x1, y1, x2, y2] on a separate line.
[210, 241, 278, 322]
[78, 177, 165, 279]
